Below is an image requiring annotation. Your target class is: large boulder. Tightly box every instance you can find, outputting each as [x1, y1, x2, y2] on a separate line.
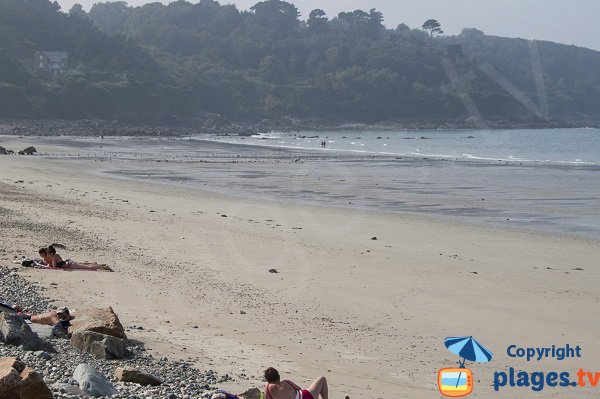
[17, 146, 37, 155]
[73, 363, 117, 397]
[69, 307, 127, 339]
[114, 367, 161, 386]
[0, 357, 53, 399]
[0, 314, 47, 350]
[71, 330, 125, 360]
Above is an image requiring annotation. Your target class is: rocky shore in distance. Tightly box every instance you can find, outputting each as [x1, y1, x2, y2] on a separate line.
[0, 117, 598, 138]
[0, 266, 247, 399]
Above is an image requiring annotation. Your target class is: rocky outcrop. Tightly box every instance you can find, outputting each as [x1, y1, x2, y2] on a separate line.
[71, 330, 125, 360]
[114, 367, 161, 386]
[73, 363, 117, 397]
[68, 307, 127, 359]
[17, 146, 36, 155]
[0, 313, 47, 351]
[0, 357, 53, 399]
[69, 307, 127, 339]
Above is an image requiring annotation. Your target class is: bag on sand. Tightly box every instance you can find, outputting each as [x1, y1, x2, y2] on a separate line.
[212, 388, 263, 399]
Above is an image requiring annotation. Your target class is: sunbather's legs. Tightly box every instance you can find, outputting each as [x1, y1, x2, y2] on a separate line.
[307, 376, 328, 399]
[65, 262, 113, 271]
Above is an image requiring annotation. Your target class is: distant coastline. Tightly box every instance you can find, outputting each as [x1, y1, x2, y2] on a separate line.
[1, 118, 599, 137]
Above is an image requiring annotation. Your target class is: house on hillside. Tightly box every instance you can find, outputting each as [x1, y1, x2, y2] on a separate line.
[32, 51, 68, 73]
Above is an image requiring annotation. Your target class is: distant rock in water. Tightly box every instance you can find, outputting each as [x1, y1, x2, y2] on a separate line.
[18, 146, 36, 155]
[0, 146, 9, 155]
[268, 269, 278, 273]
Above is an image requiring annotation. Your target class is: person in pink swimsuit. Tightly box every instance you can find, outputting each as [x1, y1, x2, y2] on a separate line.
[263, 368, 328, 399]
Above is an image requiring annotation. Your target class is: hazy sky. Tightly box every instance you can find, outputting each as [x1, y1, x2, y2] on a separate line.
[58, 0, 600, 51]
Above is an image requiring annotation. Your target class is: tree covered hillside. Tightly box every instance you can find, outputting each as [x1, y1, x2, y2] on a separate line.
[0, 0, 599, 125]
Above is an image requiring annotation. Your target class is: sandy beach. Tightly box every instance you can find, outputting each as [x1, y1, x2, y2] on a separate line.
[1, 136, 600, 398]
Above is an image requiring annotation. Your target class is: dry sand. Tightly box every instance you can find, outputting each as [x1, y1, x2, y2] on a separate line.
[1, 138, 599, 398]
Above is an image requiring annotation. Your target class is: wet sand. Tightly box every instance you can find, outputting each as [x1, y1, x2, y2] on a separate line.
[1, 136, 599, 398]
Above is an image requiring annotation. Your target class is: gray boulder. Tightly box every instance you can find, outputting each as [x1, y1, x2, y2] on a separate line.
[73, 363, 118, 397]
[71, 330, 125, 359]
[0, 314, 47, 351]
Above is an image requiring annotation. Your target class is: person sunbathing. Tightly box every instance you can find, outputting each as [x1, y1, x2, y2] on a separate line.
[15, 306, 74, 325]
[15, 306, 74, 338]
[263, 368, 328, 399]
[40, 245, 113, 271]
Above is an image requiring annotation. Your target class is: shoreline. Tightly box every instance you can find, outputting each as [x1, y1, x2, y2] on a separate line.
[3, 135, 598, 240]
[1, 145, 600, 398]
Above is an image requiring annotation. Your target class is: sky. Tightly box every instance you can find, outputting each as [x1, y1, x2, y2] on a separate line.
[58, 0, 600, 51]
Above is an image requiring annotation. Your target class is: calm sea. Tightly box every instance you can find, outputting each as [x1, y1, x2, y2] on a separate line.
[199, 128, 600, 165]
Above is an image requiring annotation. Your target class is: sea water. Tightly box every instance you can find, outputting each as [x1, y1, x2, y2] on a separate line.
[29, 129, 600, 238]
[201, 128, 600, 165]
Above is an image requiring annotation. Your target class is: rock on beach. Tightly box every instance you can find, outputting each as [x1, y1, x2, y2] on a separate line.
[73, 363, 118, 397]
[69, 307, 127, 339]
[71, 330, 126, 360]
[115, 366, 162, 386]
[0, 356, 53, 399]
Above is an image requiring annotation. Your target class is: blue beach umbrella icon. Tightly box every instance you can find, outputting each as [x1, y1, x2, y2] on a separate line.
[444, 336, 493, 388]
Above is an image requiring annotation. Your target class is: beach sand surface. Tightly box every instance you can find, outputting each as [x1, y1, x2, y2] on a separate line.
[1, 139, 599, 398]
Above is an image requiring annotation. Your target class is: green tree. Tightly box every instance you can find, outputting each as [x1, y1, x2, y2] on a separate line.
[69, 3, 86, 17]
[422, 19, 443, 48]
[89, 1, 132, 35]
[250, 0, 299, 35]
[307, 9, 327, 32]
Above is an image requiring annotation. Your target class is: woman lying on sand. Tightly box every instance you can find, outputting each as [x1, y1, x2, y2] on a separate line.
[38, 246, 113, 271]
[263, 368, 328, 399]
